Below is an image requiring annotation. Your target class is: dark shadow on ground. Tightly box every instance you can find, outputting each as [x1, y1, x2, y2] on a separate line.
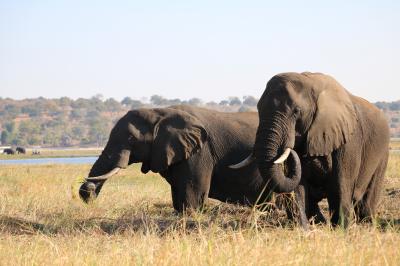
[376, 218, 400, 231]
[2, 196, 398, 236]
[0, 202, 292, 236]
[0, 216, 57, 235]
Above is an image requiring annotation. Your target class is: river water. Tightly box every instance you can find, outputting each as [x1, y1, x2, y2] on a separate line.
[0, 157, 97, 165]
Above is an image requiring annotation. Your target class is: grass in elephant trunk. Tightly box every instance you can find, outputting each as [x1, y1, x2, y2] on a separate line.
[0, 154, 400, 265]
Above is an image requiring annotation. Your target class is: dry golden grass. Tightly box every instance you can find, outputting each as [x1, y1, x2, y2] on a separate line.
[390, 140, 400, 150]
[0, 153, 399, 265]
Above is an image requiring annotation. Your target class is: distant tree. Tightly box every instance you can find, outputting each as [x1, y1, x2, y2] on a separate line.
[389, 101, 400, 111]
[88, 124, 108, 146]
[61, 134, 73, 146]
[59, 97, 72, 106]
[243, 96, 258, 106]
[4, 122, 16, 133]
[89, 97, 106, 112]
[72, 98, 91, 109]
[4, 104, 20, 117]
[375, 102, 385, 110]
[19, 120, 41, 136]
[130, 100, 144, 109]
[167, 98, 182, 105]
[43, 131, 57, 146]
[121, 97, 133, 106]
[238, 106, 252, 112]
[1, 131, 10, 145]
[86, 110, 102, 121]
[70, 109, 86, 119]
[27, 134, 42, 145]
[150, 95, 168, 106]
[72, 126, 85, 140]
[188, 98, 202, 106]
[219, 100, 229, 106]
[104, 98, 121, 112]
[43, 99, 60, 114]
[93, 94, 104, 101]
[229, 97, 242, 106]
[21, 106, 40, 117]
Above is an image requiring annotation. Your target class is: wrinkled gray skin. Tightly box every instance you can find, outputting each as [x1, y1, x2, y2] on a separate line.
[80, 105, 276, 211]
[253, 72, 389, 228]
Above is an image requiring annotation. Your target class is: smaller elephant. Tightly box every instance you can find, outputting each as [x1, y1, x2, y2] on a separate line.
[78, 105, 271, 212]
[16, 147, 26, 154]
[3, 148, 16, 155]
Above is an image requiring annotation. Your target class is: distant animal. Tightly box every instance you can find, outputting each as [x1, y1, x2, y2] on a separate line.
[79, 105, 272, 212]
[2, 148, 16, 155]
[16, 146, 26, 154]
[32, 150, 41, 155]
[232, 72, 390, 228]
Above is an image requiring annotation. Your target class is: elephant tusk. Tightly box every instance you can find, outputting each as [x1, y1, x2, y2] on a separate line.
[85, 167, 121, 181]
[274, 148, 291, 164]
[229, 154, 255, 169]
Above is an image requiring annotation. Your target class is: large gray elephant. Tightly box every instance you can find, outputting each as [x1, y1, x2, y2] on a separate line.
[79, 105, 270, 211]
[232, 72, 390, 228]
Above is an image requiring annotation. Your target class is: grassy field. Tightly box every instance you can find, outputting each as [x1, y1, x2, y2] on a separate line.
[0, 154, 399, 265]
[390, 139, 400, 150]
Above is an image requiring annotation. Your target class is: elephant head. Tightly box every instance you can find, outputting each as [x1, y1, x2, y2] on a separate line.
[79, 107, 208, 210]
[232, 72, 357, 193]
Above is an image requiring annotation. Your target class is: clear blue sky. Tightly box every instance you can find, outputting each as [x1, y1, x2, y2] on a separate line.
[1, 0, 399, 102]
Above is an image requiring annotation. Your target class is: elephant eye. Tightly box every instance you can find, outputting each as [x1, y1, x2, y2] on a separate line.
[273, 98, 281, 107]
[128, 135, 135, 144]
[294, 107, 301, 115]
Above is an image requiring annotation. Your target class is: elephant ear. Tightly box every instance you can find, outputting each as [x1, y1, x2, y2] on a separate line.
[306, 79, 357, 156]
[150, 110, 208, 173]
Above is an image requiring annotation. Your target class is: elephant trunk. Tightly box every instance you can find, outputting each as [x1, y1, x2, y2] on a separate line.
[254, 115, 301, 193]
[79, 148, 131, 203]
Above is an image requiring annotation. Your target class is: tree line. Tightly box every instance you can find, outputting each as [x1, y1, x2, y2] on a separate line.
[1, 95, 399, 147]
[0, 95, 258, 147]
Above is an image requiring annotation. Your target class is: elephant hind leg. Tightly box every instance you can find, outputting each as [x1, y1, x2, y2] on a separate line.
[307, 198, 326, 224]
[355, 154, 388, 222]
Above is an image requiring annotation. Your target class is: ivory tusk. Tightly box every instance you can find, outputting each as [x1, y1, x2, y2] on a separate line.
[229, 154, 255, 169]
[85, 167, 121, 181]
[274, 148, 291, 164]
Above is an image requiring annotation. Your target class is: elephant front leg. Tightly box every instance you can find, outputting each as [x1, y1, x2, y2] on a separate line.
[169, 158, 213, 213]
